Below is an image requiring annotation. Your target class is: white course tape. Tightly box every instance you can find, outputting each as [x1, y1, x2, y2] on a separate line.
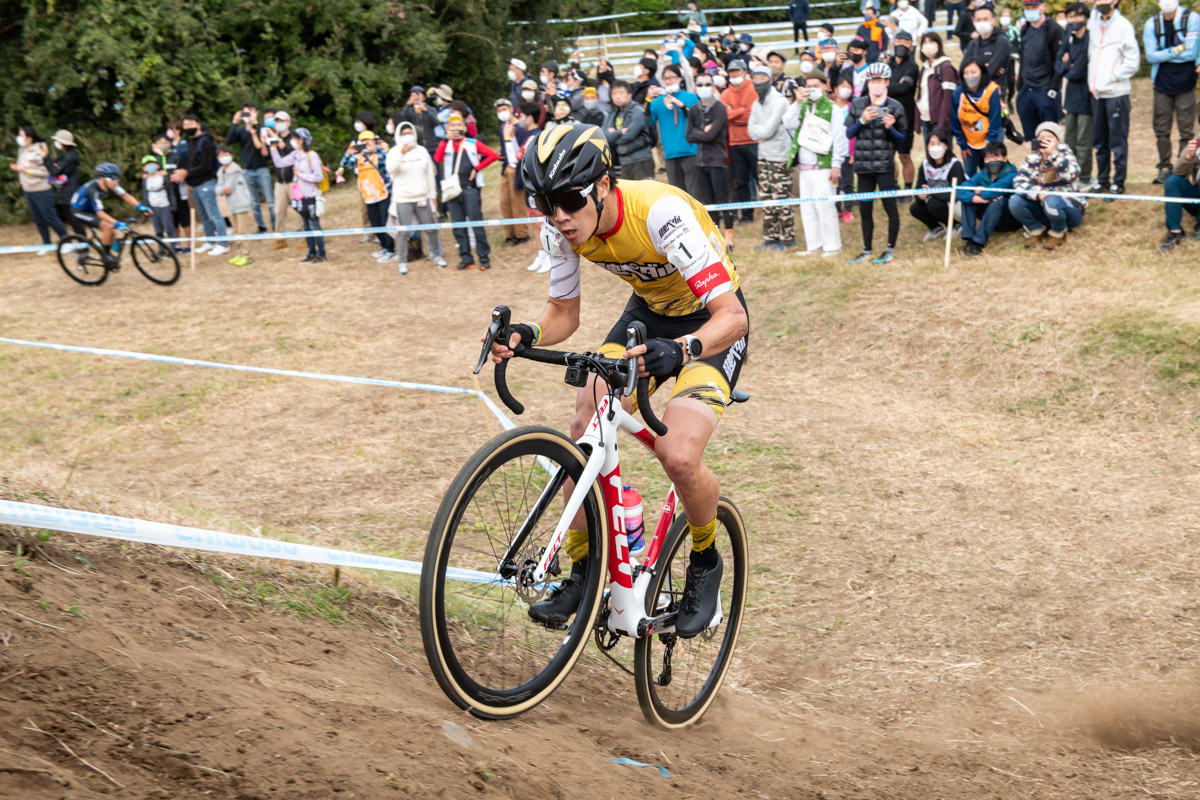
[0, 337, 516, 433]
[0, 500, 502, 585]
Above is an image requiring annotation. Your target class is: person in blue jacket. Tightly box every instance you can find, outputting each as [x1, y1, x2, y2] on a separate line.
[956, 140, 1021, 255]
[790, 0, 811, 54]
[649, 64, 701, 197]
[1143, 0, 1200, 184]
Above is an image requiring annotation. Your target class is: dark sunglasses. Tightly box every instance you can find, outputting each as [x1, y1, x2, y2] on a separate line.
[529, 183, 594, 216]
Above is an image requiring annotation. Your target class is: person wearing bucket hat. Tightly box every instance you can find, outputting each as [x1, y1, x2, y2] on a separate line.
[1008, 120, 1085, 250]
[46, 129, 82, 231]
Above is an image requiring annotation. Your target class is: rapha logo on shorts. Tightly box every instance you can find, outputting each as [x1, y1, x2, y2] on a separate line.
[658, 215, 683, 238]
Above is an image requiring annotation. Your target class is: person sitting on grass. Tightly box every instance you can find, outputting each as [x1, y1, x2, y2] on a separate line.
[908, 129, 964, 241]
[1159, 135, 1200, 252]
[1008, 121, 1085, 251]
[955, 140, 1021, 256]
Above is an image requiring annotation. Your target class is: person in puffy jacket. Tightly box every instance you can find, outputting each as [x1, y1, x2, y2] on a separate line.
[749, 65, 798, 250]
[603, 81, 654, 180]
[916, 32, 958, 141]
[956, 140, 1021, 255]
[845, 62, 907, 264]
[1088, 0, 1139, 199]
[1008, 121, 1085, 250]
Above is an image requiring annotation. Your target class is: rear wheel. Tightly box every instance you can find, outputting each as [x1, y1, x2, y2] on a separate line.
[420, 426, 608, 719]
[56, 235, 109, 286]
[634, 497, 748, 729]
[130, 234, 181, 285]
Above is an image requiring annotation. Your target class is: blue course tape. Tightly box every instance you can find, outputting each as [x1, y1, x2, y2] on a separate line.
[609, 757, 671, 778]
[0, 337, 517, 433]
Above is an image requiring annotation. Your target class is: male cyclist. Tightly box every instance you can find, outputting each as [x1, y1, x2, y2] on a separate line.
[69, 162, 151, 262]
[488, 123, 749, 638]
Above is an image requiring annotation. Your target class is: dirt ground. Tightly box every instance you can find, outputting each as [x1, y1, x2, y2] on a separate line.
[2, 75, 1200, 798]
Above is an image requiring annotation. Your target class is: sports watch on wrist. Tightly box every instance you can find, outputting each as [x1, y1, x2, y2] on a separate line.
[683, 335, 703, 362]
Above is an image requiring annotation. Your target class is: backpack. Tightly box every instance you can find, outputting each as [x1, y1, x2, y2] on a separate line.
[1154, 10, 1190, 50]
[309, 152, 331, 193]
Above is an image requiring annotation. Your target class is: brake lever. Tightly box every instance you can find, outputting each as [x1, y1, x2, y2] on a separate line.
[623, 321, 647, 398]
[474, 305, 512, 374]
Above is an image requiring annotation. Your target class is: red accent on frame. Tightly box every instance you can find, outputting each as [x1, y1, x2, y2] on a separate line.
[642, 489, 676, 570]
[629, 425, 657, 453]
[598, 186, 625, 241]
[686, 263, 731, 298]
[600, 464, 633, 589]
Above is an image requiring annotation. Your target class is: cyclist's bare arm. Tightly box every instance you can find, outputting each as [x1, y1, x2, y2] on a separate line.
[488, 295, 580, 362]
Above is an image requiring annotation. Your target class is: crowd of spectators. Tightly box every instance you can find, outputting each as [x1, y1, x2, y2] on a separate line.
[10, 0, 1200, 270]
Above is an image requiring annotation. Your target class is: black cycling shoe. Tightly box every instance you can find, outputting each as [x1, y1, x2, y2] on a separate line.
[528, 558, 588, 626]
[675, 550, 723, 639]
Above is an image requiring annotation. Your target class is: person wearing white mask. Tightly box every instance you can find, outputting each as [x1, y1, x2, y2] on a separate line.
[214, 144, 255, 265]
[1143, 0, 1199, 185]
[1013, 0, 1065, 142]
[720, 58, 760, 224]
[685, 73, 737, 252]
[1088, 0, 1140, 201]
[650, 64, 702, 196]
[386, 121, 447, 274]
[908, 130, 964, 240]
[786, 71, 848, 257]
[9, 124, 68, 249]
[494, 98, 532, 247]
[960, 1, 1011, 97]
[891, 0, 929, 39]
[916, 32, 959, 141]
[507, 58, 529, 108]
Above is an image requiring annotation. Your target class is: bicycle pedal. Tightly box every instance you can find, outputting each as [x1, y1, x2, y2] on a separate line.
[537, 620, 569, 632]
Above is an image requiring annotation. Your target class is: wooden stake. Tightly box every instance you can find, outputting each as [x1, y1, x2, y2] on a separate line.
[943, 178, 957, 269]
[190, 206, 196, 271]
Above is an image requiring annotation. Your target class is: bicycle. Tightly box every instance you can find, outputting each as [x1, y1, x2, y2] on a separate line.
[419, 305, 749, 729]
[56, 215, 181, 287]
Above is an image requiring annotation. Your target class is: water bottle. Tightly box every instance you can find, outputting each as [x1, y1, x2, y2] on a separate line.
[623, 485, 645, 556]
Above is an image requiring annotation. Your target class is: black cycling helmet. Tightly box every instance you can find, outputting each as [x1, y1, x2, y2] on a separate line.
[95, 162, 122, 180]
[521, 123, 612, 201]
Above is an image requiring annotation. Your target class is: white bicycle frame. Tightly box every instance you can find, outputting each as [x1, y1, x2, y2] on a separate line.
[525, 389, 721, 639]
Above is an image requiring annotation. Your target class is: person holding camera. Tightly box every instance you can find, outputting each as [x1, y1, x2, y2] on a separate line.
[227, 104, 274, 232]
[1008, 121, 1085, 250]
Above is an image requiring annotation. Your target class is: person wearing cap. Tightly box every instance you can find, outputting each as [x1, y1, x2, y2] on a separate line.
[1143, 0, 1199, 186]
[889, 30, 920, 187]
[46, 129, 81, 234]
[508, 59, 530, 109]
[345, 130, 396, 262]
[434, 113, 501, 270]
[1158, 133, 1200, 252]
[845, 61, 908, 264]
[227, 103, 274, 233]
[494, 98, 531, 247]
[818, 37, 841, 87]
[603, 81, 655, 180]
[1087, 0, 1139, 201]
[387, 120, 447, 273]
[562, 67, 589, 114]
[788, 0, 811, 54]
[141, 153, 179, 245]
[856, 6, 890, 62]
[579, 86, 607, 126]
[892, 0, 929, 39]
[721, 58, 760, 224]
[1008, 120, 1085, 250]
[517, 78, 549, 128]
[951, 57, 1003, 176]
[839, 36, 873, 98]
[649, 63, 701, 196]
[748, 64, 797, 250]
[786, 68, 847, 257]
[1012, 0, 1065, 143]
[399, 86, 439, 156]
[768, 50, 793, 95]
[1054, 4, 1094, 191]
[961, 2, 1012, 97]
[263, 110, 300, 249]
[540, 60, 560, 90]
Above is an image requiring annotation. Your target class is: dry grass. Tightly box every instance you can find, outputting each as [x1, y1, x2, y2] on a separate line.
[2, 76, 1200, 796]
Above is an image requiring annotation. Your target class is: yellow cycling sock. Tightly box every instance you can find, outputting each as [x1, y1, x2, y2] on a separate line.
[689, 518, 716, 553]
[564, 528, 590, 564]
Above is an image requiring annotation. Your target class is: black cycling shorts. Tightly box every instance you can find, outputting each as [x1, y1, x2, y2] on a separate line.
[597, 288, 749, 421]
[70, 209, 102, 229]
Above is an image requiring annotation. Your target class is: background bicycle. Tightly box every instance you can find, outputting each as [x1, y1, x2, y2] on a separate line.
[56, 215, 181, 287]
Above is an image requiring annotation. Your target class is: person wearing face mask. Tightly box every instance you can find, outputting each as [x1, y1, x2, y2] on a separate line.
[856, 7, 890, 62]
[917, 32, 959, 141]
[493, 99, 531, 247]
[838, 37, 873, 99]
[1008, 120, 1085, 249]
[889, 30, 920, 187]
[960, 2, 1012, 96]
[720, 59, 760, 224]
[951, 58, 1003, 176]
[140, 154, 178, 246]
[269, 126, 327, 264]
[768, 51, 790, 88]
[47, 129, 82, 235]
[1143, 0, 1199, 185]
[788, 0, 811, 55]
[344, 131, 396, 263]
[1055, 3, 1095, 191]
[9, 124, 68, 249]
[214, 144, 255, 266]
[578, 86, 608, 126]
[649, 64, 701, 197]
[516, 78, 549, 129]
[507, 59, 530, 109]
[265, 110, 299, 250]
[386, 121, 447, 273]
[845, 61, 908, 264]
[226, 103, 274, 233]
[685, 73, 737, 251]
[832, 76, 858, 222]
[787, 72, 848, 257]
[748, 65, 798, 250]
[604, 81, 655, 181]
[909, 130, 964, 239]
[171, 114, 230, 257]
[954, 140, 1020, 255]
[818, 38, 841, 88]
[892, 0, 929, 39]
[1013, 0, 1065, 143]
[434, 114, 501, 270]
[1087, 0, 1139, 201]
[631, 57, 662, 109]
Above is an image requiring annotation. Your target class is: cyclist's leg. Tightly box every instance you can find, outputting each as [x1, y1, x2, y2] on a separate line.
[98, 218, 115, 248]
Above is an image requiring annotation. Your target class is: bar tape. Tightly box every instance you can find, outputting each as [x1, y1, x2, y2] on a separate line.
[0, 337, 516, 433]
[0, 500, 502, 585]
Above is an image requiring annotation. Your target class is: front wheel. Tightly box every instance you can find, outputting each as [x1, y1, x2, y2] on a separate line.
[420, 425, 608, 719]
[56, 235, 109, 286]
[634, 497, 748, 729]
[130, 234, 181, 285]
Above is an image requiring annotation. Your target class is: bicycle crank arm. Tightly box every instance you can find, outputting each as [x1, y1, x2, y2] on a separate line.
[637, 610, 679, 638]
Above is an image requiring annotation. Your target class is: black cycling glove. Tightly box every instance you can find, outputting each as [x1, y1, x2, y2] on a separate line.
[507, 323, 537, 352]
[640, 338, 685, 377]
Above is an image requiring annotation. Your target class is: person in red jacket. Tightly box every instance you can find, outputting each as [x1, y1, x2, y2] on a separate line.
[434, 113, 501, 270]
[720, 57, 760, 224]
